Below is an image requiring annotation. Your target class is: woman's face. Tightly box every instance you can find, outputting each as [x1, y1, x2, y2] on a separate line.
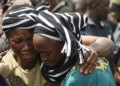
[7, 29, 38, 63]
[33, 34, 64, 68]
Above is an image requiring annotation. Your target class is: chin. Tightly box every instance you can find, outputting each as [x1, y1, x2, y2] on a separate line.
[21, 54, 38, 63]
[22, 57, 36, 63]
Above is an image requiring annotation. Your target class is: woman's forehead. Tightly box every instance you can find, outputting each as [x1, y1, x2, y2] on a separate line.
[34, 34, 51, 44]
[7, 29, 33, 37]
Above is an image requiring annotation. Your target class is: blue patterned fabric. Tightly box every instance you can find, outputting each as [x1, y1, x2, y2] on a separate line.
[61, 58, 116, 86]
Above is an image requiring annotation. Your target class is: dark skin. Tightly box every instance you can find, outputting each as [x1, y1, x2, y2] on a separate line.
[0, 31, 115, 74]
[33, 35, 65, 68]
[74, 0, 86, 14]
[6, 29, 38, 70]
[86, 0, 110, 28]
[33, 34, 115, 74]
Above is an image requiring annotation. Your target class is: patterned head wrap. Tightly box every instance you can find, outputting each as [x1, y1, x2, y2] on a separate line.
[34, 3, 89, 82]
[2, 3, 89, 83]
[2, 3, 50, 32]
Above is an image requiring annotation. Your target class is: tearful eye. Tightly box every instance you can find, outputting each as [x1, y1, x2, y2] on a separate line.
[40, 52, 50, 57]
[13, 40, 22, 44]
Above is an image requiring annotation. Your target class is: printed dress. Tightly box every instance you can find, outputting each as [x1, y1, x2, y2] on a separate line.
[61, 57, 116, 86]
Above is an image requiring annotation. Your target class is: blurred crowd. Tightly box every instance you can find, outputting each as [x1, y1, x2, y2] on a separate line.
[0, 0, 120, 86]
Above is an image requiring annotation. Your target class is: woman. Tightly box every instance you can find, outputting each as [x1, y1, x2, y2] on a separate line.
[1, 4, 46, 86]
[32, 3, 116, 86]
[1, 3, 115, 86]
[0, 0, 33, 53]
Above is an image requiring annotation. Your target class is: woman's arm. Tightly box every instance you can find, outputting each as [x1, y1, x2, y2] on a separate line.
[79, 35, 115, 74]
[81, 35, 115, 56]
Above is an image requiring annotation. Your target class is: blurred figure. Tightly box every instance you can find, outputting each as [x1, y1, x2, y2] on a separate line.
[109, 0, 120, 85]
[0, 8, 3, 37]
[41, 0, 72, 12]
[0, 24, 9, 53]
[107, 0, 120, 32]
[109, 0, 120, 42]
[1, 0, 32, 17]
[84, 0, 115, 75]
[74, 0, 87, 14]
[30, 0, 38, 6]
[37, 0, 41, 3]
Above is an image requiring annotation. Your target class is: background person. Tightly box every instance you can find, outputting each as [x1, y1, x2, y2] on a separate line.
[84, 0, 115, 74]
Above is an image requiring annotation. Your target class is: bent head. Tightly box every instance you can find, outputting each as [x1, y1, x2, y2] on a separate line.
[33, 34, 65, 68]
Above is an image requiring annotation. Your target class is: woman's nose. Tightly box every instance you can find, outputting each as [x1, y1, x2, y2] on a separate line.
[41, 56, 47, 61]
[23, 42, 31, 51]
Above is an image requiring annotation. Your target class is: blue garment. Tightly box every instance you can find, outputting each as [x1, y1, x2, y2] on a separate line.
[61, 57, 116, 86]
[0, 75, 9, 86]
[84, 17, 115, 74]
[84, 17, 114, 41]
[61, 65, 116, 86]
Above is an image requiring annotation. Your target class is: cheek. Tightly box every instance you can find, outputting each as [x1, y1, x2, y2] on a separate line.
[10, 42, 22, 53]
[52, 53, 64, 63]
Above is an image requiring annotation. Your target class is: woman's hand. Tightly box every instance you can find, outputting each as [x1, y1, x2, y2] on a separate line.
[78, 46, 99, 74]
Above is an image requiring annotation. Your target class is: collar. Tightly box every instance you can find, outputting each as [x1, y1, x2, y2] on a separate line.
[85, 14, 105, 27]
[51, 1, 66, 12]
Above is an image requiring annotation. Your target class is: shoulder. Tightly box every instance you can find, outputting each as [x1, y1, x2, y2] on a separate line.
[62, 68, 98, 86]
[1, 50, 18, 70]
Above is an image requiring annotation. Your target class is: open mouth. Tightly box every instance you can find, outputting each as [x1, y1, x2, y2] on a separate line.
[21, 51, 34, 59]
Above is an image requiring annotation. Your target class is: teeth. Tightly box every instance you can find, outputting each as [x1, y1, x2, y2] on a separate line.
[22, 53, 32, 57]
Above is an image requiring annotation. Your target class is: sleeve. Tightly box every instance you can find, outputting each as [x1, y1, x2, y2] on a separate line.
[0, 62, 11, 78]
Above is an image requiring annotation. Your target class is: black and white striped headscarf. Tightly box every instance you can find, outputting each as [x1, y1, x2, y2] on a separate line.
[2, 3, 89, 83]
[34, 3, 90, 82]
[2, 3, 50, 32]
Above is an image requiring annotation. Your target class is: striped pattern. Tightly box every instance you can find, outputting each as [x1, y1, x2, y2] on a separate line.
[2, 3, 90, 83]
[2, 3, 50, 32]
[34, 3, 90, 82]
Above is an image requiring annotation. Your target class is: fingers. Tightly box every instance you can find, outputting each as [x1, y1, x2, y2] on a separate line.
[80, 60, 97, 74]
[80, 50, 98, 74]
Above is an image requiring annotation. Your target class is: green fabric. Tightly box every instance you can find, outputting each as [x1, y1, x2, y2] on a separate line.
[61, 65, 116, 86]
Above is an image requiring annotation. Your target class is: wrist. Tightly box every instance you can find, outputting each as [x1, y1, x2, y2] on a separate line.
[88, 43, 101, 55]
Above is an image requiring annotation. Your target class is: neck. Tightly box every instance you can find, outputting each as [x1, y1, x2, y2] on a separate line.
[14, 55, 38, 70]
